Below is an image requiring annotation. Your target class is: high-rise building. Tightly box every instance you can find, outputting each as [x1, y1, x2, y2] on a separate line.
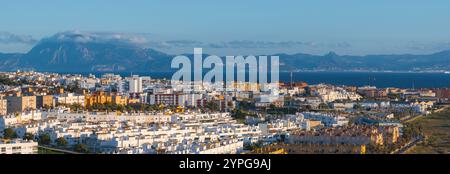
[128, 75, 143, 93]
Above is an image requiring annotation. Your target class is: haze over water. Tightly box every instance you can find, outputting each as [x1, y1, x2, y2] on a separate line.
[70, 72, 450, 89]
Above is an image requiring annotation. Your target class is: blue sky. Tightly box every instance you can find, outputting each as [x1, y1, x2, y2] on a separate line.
[1, 0, 450, 55]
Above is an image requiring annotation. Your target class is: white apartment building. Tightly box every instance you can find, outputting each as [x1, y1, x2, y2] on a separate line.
[0, 110, 43, 129]
[0, 139, 38, 154]
[193, 140, 243, 154]
[301, 112, 349, 127]
[55, 93, 85, 106]
[13, 111, 262, 154]
[55, 112, 178, 124]
[320, 91, 362, 103]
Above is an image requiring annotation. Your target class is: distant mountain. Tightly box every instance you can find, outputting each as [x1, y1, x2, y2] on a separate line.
[18, 41, 173, 72]
[272, 51, 450, 72]
[0, 32, 449, 72]
[0, 53, 22, 70]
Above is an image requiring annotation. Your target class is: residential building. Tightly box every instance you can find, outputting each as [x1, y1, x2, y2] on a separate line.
[128, 75, 143, 93]
[7, 96, 36, 114]
[149, 93, 185, 106]
[0, 139, 38, 154]
[36, 95, 54, 109]
[56, 93, 85, 106]
[0, 96, 7, 115]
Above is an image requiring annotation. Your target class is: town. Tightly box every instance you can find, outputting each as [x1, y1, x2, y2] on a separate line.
[0, 71, 449, 154]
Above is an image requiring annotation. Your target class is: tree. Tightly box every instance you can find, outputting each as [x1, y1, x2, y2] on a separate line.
[74, 143, 89, 153]
[231, 109, 246, 119]
[69, 103, 83, 111]
[126, 105, 134, 112]
[3, 128, 17, 139]
[116, 104, 125, 112]
[403, 122, 423, 140]
[205, 101, 220, 111]
[56, 137, 68, 147]
[23, 133, 35, 141]
[38, 133, 51, 145]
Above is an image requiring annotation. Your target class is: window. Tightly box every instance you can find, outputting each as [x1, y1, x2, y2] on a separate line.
[1, 147, 6, 152]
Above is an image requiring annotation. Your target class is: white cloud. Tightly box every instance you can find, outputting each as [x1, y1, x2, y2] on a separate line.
[40, 31, 152, 47]
[148, 40, 351, 49]
[406, 41, 450, 52]
[0, 32, 38, 45]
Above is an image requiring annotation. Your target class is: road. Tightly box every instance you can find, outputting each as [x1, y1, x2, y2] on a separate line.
[391, 136, 423, 154]
[403, 105, 450, 123]
[38, 145, 82, 154]
[394, 105, 449, 154]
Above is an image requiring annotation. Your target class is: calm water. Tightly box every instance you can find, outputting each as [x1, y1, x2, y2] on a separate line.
[73, 72, 450, 88]
[281, 72, 450, 88]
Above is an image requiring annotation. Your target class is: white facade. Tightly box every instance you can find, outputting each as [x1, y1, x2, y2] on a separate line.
[301, 112, 349, 127]
[320, 91, 362, 103]
[128, 75, 143, 93]
[0, 110, 43, 129]
[12, 111, 263, 154]
[55, 93, 85, 106]
[0, 139, 38, 154]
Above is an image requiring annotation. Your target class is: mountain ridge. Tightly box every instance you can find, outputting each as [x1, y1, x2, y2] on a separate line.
[0, 34, 449, 72]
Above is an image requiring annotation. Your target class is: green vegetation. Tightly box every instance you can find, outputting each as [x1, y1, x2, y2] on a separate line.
[402, 122, 423, 140]
[238, 100, 254, 110]
[3, 128, 18, 139]
[68, 103, 83, 111]
[203, 101, 220, 112]
[37, 147, 66, 154]
[38, 133, 51, 145]
[231, 109, 255, 120]
[266, 107, 298, 115]
[231, 109, 258, 124]
[56, 137, 68, 147]
[74, 143, 89, 153]
[0, 75, 35, 86]
[408, 107, 450, 154]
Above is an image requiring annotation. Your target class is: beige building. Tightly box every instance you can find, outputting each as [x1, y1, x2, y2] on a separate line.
[36, 95, 54, 109]
[7, 96, 36, 114]
[0, 96, 7, 115]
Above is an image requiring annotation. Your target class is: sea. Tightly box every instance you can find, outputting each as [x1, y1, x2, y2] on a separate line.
[68, 71, 450, 89]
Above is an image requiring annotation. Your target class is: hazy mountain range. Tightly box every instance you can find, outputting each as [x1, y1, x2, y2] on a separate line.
[0, 32, 449, 73]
